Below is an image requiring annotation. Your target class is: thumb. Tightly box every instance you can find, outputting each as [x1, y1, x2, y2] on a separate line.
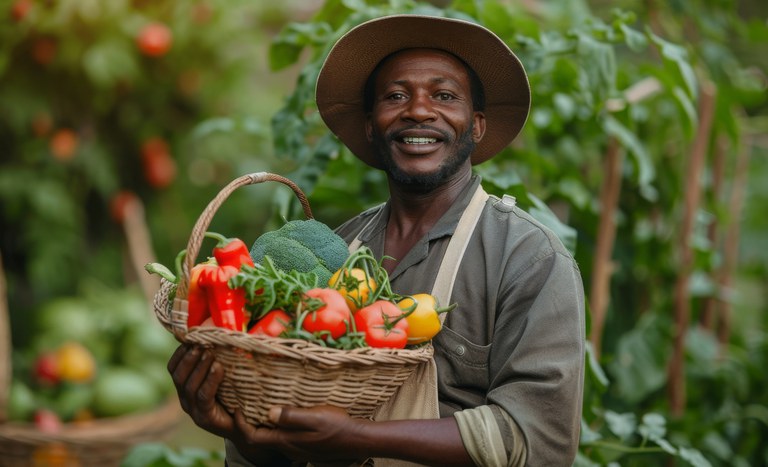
[269, 406, 311, 429]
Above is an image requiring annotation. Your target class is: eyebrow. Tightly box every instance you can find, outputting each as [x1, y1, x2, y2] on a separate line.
[389, 77, 461, 87]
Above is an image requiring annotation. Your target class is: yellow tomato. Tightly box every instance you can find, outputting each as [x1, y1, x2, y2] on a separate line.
[328, 267, 377, 311]
[398, 293, 455, 344]
[55, 341, 96, 383]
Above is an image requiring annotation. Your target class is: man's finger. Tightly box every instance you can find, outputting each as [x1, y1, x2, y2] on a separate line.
[167, 343, 189, 374]
[235, 408, 276, 444]
[195, 357, 224, 410]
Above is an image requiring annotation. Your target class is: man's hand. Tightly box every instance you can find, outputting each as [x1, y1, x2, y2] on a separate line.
[167, 344, 290, 465]
[168, 344, 235, 437]
[234, 405, 369, 463]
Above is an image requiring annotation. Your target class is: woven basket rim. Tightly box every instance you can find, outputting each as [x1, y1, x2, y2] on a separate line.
[0, 397, 181, 443]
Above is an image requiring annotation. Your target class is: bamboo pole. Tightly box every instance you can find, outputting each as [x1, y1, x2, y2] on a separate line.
[701, 136, 728, 331]
[589, 137, 622, 358]
[121, 196, 160, 305]
[716, 135, 753, 347]
[590, 77, 661, 358]
[668, 81, 717, 416]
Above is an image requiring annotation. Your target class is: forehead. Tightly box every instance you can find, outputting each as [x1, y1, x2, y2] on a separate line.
[374, 48, 472, 86]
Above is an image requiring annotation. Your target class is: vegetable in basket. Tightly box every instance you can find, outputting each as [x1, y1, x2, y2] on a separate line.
[248, 309, 291, 337]
[249, 219, 349, 285]
[186, 258, 218, 327]
[299, 288, 352, 341]
[355, 300, 409, 349]
[196, 232, 254, 331]
[397, 293, 457, 345]
[145, 232, 254, 331]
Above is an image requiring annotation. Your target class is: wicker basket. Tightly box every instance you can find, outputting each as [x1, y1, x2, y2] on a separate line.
[153, 172, 433, 426]
[0, 212, 182, 466]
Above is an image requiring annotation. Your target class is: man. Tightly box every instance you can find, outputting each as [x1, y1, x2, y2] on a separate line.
[168, 14, 585, 466]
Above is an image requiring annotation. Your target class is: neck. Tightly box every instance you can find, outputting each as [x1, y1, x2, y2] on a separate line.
[386, 168, 473, 237]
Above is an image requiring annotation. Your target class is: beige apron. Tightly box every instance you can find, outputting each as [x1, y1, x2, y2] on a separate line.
[347, 185, 489, 467]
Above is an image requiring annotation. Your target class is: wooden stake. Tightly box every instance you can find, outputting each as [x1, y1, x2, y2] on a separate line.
[589, 137, 623, 358]
[668, 81, 717, 417]
[717, 135, 753, 347]
[701, 136, 728, 330]
[590, 77, 660, 358]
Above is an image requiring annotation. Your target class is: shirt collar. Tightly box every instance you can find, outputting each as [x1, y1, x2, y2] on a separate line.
[358, 174, 483, 244]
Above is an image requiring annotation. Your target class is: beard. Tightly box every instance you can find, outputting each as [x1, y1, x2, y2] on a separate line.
[372, 124, 476, 193]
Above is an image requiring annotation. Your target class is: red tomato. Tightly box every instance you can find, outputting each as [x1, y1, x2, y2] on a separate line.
[141, 137, 170, 159]
[49, 129, 78, 161]
[11, 0, 32, 22]
[33, 409, 62, 433]
[32, 37, 57, 65]
[109, 190, 140, 223]
[355, 300, 409, 349]
[142, 151, 177, 188]
[249, 310, 291, 337]
[33, 352, 60, 386]
[136, 22, 173, 57]
[301, 288, 351, 340]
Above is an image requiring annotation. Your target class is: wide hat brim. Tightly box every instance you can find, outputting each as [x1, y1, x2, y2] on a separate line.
[316, 14, 531, 168]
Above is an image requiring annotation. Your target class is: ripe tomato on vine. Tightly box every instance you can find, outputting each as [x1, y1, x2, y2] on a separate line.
[136, 22, 173, 57]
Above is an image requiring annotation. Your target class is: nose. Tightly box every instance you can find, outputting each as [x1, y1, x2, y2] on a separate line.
[402, 92, 437, 123]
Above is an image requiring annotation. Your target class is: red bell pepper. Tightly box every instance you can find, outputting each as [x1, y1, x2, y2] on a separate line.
[194, 232, 254, 332]
[199, 264, 246, 331]
[187, 258, 218, 328]
[205, 232, 254, 269]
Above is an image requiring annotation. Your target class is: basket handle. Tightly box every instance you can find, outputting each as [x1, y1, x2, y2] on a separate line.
[176, 172, 313, 299]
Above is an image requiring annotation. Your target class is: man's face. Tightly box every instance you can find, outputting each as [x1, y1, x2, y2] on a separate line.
[365, 48, 486, 191]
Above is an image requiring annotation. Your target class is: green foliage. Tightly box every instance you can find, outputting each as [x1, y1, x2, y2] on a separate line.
[265, 0, 768, 465]
[122, 442, 224, 467]
[2, 0, 766, 464]
[0, 0, 288, 316]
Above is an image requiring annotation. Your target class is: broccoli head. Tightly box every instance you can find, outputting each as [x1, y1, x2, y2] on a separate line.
[250, 219, 350, 284]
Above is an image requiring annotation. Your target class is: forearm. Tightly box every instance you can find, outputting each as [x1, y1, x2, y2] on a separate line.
[358, 417, 474, 466]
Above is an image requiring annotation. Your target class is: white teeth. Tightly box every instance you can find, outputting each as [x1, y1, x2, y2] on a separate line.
[403, 137, 437, 144]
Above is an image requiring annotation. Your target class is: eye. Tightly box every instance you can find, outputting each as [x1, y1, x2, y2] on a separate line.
[435, 91, 457, 101]
[385, 91, 407, 101]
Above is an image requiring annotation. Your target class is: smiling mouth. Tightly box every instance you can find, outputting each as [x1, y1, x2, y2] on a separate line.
[401, 136, 438, 145]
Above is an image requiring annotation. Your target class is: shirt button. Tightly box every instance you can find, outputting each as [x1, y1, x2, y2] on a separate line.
[455, 345, 466, 356]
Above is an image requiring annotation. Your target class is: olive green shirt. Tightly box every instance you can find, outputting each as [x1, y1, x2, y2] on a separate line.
[334, 175, 585, 466]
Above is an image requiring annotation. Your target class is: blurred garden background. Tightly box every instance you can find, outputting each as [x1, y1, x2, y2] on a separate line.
[0, 0, 766, 465]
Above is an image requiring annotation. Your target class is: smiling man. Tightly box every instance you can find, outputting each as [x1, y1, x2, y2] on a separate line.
[168, 14, 586, 467]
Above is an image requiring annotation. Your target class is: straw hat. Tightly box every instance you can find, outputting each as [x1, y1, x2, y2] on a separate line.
[315, 14, 530, 168]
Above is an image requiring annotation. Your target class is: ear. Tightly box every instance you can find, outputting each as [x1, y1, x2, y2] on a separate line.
[472, 111, 486, 143]
[365, 114, 374, 142]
